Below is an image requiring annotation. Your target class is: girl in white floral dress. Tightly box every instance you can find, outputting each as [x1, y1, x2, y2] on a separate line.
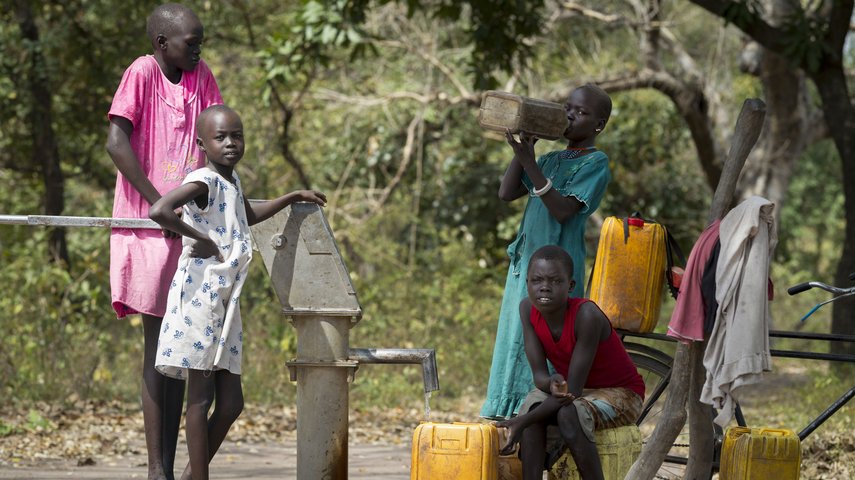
[149, 105, 326, 480]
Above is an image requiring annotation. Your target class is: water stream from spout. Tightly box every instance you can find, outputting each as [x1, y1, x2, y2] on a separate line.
[423, 391, 432, 420]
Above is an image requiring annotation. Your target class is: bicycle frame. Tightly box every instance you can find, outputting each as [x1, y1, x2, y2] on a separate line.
[766, 329, 855, 440]
[619, 276, 855, 473]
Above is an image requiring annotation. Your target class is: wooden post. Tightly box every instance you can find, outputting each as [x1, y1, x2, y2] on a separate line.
[626, 98, 766, 480]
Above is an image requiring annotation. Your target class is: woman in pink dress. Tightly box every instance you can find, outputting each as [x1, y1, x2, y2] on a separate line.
[105, 4, 222, 479]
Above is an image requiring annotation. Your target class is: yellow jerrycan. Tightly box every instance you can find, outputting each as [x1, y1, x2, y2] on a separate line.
[547, 425, 642, 480]
[588, 215, 678, 333]
[719, 426, 801, 480]
[411, 422, 499, 480]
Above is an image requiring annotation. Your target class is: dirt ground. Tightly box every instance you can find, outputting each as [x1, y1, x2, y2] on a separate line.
[0, 402, 421, 479]
[2, 364, 853, 480]
[0, 440, 411, 479]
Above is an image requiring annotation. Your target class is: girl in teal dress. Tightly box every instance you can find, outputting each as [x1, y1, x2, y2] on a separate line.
[481, 84, 613, 419]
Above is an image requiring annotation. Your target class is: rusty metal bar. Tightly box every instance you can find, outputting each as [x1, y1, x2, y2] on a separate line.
[0, 214, 159, 229]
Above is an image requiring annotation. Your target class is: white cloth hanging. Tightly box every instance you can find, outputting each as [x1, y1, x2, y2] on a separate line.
[701, 195, 777, 427]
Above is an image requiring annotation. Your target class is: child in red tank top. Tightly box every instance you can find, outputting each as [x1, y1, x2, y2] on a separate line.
[496, 245, 644, 480]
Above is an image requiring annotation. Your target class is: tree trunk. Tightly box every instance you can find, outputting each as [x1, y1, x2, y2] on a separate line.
[625, 343, 690, 479]
[811, 67, 855, 358]
[16, 0, 68, 266]
[736, 46, 809, 215]
[685, 341, 714, 479]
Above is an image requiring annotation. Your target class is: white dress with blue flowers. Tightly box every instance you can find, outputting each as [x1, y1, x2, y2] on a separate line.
[155, 167, 252, 379]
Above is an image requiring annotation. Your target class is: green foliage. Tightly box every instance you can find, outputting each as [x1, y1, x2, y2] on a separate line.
[0, 410, 55, 437]
[24, 410, 54, 432]
[780, 10, 833, 73]
[343, 199, 506, 408]
[0, 0, 158, 191]
[0, 227, 135, 403]
[257, 0, 372, 102]
[720, 0, 835, 73]
[0, 421, 14, 437]
[424, 112, 517, 257]
[430, 0, 547, 89]
[597, 90, 711, 245]
[776, 139, 844, 279]
[300, 0, 547, 90]
[237, 260, 301, 404]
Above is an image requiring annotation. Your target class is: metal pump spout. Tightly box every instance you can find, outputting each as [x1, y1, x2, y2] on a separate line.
[348, 348, 439, 394]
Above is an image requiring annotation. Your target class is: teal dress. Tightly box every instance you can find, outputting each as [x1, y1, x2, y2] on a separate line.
[480, 149, 611, 420]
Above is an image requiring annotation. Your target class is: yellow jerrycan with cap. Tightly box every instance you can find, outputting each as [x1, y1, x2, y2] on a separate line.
[411, 422, 499, 480]
[719, 426, 801, 480]
[588, 214, 682, 333]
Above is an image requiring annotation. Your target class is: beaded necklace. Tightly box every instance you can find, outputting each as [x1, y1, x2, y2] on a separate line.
[560, 146, 597, 160]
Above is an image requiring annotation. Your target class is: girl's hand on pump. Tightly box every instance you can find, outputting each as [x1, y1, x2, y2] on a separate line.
[295, 189, 328, 206]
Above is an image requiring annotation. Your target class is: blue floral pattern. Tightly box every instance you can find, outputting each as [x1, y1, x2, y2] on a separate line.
[155, 167, 252, 379]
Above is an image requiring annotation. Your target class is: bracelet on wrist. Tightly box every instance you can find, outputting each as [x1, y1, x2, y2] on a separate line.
[533, 178, 553, 197]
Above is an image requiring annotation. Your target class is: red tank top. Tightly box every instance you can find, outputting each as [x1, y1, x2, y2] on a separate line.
[530, 298, 645, 399]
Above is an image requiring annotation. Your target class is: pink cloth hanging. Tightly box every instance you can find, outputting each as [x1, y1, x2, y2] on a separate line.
[667, 220, 721, 343]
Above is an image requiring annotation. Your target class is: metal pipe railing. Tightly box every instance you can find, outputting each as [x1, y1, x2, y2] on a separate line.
[0, 214, 158, 229]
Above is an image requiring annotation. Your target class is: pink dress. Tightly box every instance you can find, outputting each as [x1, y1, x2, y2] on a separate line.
[108, 55, 222, 318]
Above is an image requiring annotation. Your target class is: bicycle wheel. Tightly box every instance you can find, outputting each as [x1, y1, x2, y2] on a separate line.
[630, 352, 699, 479]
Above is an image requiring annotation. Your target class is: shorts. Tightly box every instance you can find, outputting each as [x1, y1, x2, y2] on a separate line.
[517, 387, 642, 459]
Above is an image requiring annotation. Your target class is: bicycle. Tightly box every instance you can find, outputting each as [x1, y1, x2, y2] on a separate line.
[619, 274, 855, 479]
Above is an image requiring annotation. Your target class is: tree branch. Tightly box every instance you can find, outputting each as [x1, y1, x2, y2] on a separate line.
[690, 0, 853, 68]
[373, 38, 477, 101]
[230, 0, 312, 188]
[826, 0, 855, 56]
[312, 88, 479, 107]
[559, 2, 625, 24]
[371, 112, 422, 213]
[327, 138, 368, 228]
[686, 0, 789, 54]
[599, 70, 721, 189]
[659, 26, 703, 83]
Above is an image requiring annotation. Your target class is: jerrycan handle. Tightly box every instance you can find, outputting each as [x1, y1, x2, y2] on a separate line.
[622, 212, 646, 243]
